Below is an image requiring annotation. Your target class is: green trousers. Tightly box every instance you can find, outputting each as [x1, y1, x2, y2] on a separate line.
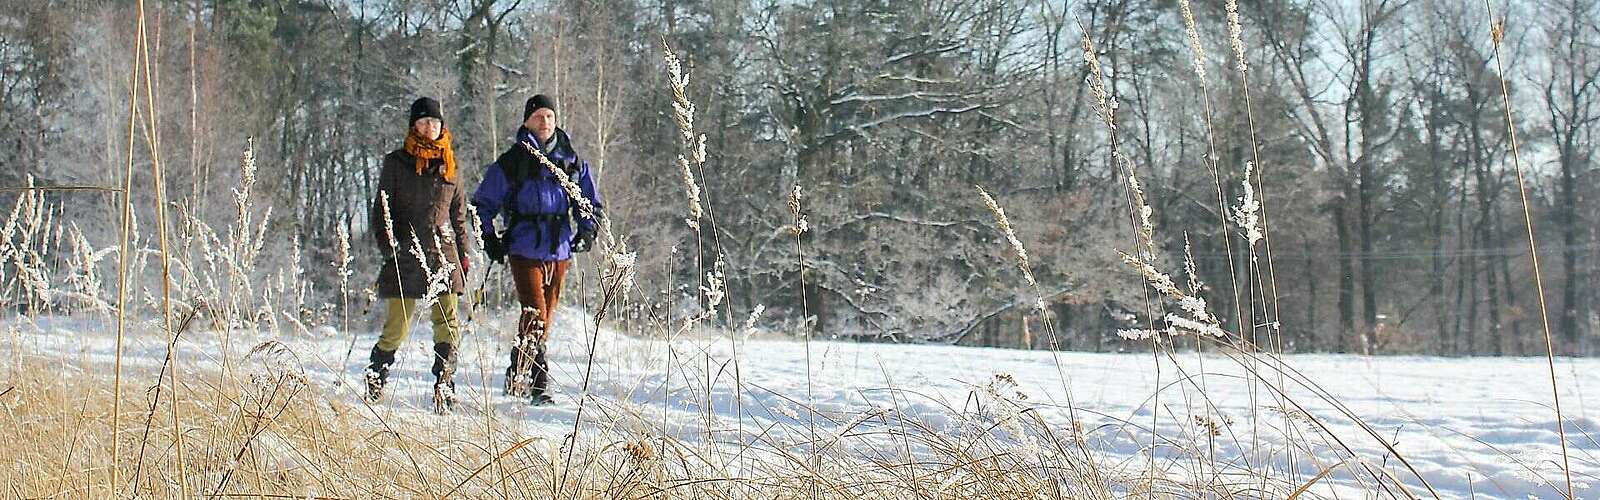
[376, 295, 461, 352]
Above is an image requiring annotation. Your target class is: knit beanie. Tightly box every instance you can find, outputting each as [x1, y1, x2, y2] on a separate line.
[409, 97, 444, 125]
[523, 94, 556, 121]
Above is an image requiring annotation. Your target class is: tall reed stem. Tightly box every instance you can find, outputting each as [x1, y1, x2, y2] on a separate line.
[1482, 2, 1573, 496]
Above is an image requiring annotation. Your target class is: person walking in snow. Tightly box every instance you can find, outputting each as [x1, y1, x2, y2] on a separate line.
[365, 97, 470, 412]
[472, 94, 603, 405]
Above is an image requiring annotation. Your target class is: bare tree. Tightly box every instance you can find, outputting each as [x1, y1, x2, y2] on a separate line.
[1537, 0, 1600, 352]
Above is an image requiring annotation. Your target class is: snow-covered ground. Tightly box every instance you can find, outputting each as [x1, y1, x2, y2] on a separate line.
[9, 310, 1597, 499]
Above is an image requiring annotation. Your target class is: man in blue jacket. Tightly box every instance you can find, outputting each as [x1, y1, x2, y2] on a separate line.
[472, 94, 603, 405]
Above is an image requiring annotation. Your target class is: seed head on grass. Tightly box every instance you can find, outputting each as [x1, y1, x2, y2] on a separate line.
[520, 143, 598, 223]
[678, 155, 703, 229]
[1184, 233, 1204, 294]
[231, 139, 259, 269]
[408, 233, 432, 276]
[1123, 156, 1156, 253]
[1178, 0, 1208, 82]
[1232, 161, 1263, 248]
[1115, 327, 1161, 341]
[1121, 251, 1180, 299]
[700, 258, 726, 316]
[787, 185, 808, 236]
[463, 203, 484, 262]
[741, 304, 766, 338]
[977, 186, 1038, 292]
[379, 192, 398, 253]
[334, 224, 353, 292]
[409, 232, 454, 314]
[1117, 249, 1224, 339]
[12, 184, 53, 309]
[1083, 32, 1160, 257]
[1226, 0, 1248, 74]
[672, 257, 728, 335]
[664, 41, 707, 229]
[250, 205, 271, 260]
[65, 223, 113, 313]
[665, 46, 690, 115]
[1166, 313, 1228, 338]
[1083, 23, 1227, 340]
[1081, 33, 1115, 128]
[608, 246, 638, 295]
[233, 139, 256, 225]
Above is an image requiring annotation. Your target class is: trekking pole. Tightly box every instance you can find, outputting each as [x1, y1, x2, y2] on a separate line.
[466, 257, 498, 323]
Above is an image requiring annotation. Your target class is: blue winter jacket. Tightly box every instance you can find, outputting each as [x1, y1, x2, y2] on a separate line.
[471, 127, 603, 261]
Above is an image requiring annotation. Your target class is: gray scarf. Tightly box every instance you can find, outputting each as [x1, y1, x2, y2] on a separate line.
[539, 131, 560, 155]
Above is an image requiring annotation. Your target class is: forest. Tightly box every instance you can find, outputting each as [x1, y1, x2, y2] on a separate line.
[3, 0, 1598, 355]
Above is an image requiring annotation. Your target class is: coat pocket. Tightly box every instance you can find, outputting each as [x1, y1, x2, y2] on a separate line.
[427, 176, 453, 221]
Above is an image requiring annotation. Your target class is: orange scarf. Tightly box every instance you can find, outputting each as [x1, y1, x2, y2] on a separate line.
[403, 126, 457, 182]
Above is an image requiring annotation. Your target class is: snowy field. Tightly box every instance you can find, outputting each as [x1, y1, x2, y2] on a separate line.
[7, 310, 1597, 499]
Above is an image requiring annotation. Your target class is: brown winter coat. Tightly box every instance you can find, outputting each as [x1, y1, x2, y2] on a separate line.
[369, 149, 469, 298]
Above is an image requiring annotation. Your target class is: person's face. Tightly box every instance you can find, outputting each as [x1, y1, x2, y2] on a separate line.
[413, 117, 442, 141]
[524, 108, 556, 142]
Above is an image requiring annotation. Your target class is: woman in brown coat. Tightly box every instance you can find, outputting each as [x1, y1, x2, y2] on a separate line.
[364, 97, 470, 411]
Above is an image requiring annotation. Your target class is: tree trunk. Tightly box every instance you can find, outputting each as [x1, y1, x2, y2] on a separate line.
[1359, 155, 1378, 353]
[1305, 247, 1317, 352]
[1454, 155, 1474, 355]
[1336, 199, 1356, 353]
[1482, 204, 1503, 356]
[1558, 129, 1585, 351]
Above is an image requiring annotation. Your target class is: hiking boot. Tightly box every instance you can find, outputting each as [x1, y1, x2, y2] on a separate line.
[527, 339, 552, 405]
[431, 342, 458, 413]
[505, 334, 539, 398]
[528, 391, 556, 406]
[364, 346, 396, 404]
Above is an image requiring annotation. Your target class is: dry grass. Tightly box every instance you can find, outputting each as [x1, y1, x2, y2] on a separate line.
[0, 4, 1580, 499]
[0, 143, 1401, 499]
[1, 357, 633, 499]
[0, 350, 1218, 499]
[0, 144, 1550, 500]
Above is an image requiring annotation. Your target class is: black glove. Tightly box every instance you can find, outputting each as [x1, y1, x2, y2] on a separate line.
[484, 233, 509, 263]
[572, 228, 596, 253]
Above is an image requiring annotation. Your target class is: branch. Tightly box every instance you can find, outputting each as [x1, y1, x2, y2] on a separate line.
[941, 286, 1076, 344]
[818, 104, 988, 144]
[828, 90, 964, 106]
[886, 42, 962, 64]
[874, 73, 959, 85]
[492, 61, 525, 76]
[977, 110, 1034, 133]
[492, 0, 525, 26]
[821, 212, 987, 235]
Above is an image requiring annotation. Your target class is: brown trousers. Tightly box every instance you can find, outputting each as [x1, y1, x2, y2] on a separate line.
[509, 256, 571, 342]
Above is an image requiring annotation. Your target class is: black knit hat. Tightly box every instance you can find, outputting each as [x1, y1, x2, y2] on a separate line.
[409, 97, 444, 125]
[523, 94, 556, 121]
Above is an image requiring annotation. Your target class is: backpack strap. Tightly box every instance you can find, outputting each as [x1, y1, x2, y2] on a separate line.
[494, 142, 575, 255]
